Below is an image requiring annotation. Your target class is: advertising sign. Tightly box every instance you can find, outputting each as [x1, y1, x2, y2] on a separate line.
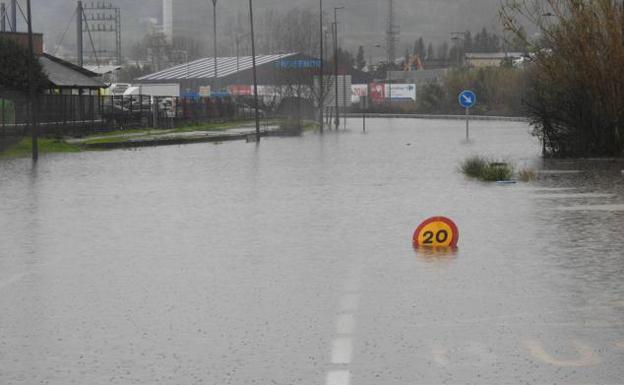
[198, 86, 211, 97]
[274, 59, 322, 69]
[228, 85, 252, 96]
[369, 83, 385, 104]
[385, 84, 417, 101]
[352, 84, 368, 104]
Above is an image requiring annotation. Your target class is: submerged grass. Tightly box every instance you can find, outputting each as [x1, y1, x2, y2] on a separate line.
[461, 156, 514, 182]
[517, 168, 537, 182]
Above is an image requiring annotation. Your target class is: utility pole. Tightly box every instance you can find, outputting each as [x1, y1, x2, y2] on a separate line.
[386, 0, 399, 111]
[10, 0, 15, 31]
[249, 0, 260, 142]
[212, 0, 218, 93]
[319, 0, 324, 133]
[26, 0, 37, 160]
[333, 7, 343, 130]
[76, 1, 83, 67]
[82, 2, 122, 65]
[1, 3, 6, 32]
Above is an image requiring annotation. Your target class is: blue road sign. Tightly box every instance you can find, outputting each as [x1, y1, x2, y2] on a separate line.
[458, 90, 477, 109]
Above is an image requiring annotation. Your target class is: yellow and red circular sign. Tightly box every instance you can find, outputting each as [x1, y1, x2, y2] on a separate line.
[413, 216, 459, 249]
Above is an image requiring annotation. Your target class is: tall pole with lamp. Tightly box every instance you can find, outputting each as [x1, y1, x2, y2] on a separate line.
[26, 0, 37, 160]
[333, 6, 343, 130]
[319, 0, 324, 132]
[211, 0, 218, 93]
[249, 0, 260, 141]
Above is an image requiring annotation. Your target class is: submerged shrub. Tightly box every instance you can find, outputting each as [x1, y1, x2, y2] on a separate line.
[481, 162, 514, 182]
[461, 156, 514, 182]
[460, 156, 488, 178]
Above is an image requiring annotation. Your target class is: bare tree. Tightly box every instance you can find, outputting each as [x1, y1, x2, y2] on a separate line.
[501, 0, 624, 157]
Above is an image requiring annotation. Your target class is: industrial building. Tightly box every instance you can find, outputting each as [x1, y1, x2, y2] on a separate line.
[136, 52, 371, 104]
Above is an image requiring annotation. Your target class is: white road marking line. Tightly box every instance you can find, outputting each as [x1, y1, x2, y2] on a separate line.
[339, 294, 360, 312]
[523, 339, 601, 367]
[331, 337, 353, 364]
[326, 370, 351, 385]
[335, 314, 355, 335]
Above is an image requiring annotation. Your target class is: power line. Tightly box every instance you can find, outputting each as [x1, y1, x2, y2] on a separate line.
[51, 8, 78, 56]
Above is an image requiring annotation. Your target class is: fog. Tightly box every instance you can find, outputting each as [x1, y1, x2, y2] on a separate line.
[24, 0, 503, 55]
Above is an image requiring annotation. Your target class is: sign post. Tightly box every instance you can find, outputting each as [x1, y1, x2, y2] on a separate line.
[458, 90, 476, 141]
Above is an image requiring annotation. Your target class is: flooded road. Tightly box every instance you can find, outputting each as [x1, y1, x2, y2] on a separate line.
[1, 118, 623, 385]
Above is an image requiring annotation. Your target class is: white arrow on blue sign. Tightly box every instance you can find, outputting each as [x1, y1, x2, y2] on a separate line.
[458, 90, 477, 109]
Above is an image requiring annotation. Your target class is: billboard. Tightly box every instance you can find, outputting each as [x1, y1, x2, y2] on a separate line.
[352, 84, 368, 104]
[385, 84, 417, 101]
[198, 86, 211, 97]
[369, 83, 385, 104]
[228, 85, 252, 96]
[274, 59, 322, 69]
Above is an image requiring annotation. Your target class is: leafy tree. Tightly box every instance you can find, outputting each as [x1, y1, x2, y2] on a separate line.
[426, 43, 434, 60]
[414, 37, 426, 58]
[0, 37, 49, 92]
[436, 42, 449, 60]
[117, 63, 154, 83]
[356, 45, 366, 70]
[464, 31, 473, 52]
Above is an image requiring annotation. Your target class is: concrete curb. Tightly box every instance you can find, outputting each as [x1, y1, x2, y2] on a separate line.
[83, 131, 270, 149]
[347, 113, 529, 122]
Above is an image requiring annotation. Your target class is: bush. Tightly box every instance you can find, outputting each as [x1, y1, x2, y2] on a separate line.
[481, 162, 514, 182]
[461, 156, 514, 182]
[460, 156, 488, 178]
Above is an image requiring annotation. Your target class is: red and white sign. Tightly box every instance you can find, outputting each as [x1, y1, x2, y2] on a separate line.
[228, 85, 253, 96]
[369, 83, 385, 104]
[351, 84, 368, 104]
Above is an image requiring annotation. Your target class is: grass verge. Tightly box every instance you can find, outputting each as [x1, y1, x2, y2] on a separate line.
[0, 138, 81, 158]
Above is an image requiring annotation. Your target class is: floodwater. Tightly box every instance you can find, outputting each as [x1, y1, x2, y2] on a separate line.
[1, 118, 623, 385]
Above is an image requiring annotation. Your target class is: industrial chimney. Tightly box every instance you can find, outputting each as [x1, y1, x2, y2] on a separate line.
[163, 0, 173, 41]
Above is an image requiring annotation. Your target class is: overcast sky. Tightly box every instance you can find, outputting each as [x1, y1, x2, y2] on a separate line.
[23, 0, 505, 55]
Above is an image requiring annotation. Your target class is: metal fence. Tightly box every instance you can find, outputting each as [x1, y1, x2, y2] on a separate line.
[0, 90, 255, 137]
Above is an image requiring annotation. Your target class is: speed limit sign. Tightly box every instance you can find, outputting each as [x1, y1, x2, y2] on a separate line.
[413, 216, 459, 248]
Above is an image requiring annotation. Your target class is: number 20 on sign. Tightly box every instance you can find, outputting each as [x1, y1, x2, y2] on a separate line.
[413, 216, 459, 249]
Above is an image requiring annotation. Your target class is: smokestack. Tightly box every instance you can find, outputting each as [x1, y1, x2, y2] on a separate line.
[163, 0, 173, 41]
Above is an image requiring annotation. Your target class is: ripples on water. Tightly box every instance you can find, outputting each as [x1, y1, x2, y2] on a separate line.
[1, 119, 623, 384]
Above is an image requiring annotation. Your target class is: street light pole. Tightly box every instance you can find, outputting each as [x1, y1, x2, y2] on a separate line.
[26, 0, 37, 160]
[387, 50, 392, 112]
[249, 0, 260, 142]
[333, 6, 343, 130]
[319, 0, 324, 133]
[211, 0, 218, 93]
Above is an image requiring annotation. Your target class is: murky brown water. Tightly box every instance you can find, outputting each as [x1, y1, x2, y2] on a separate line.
[1, 119, 623, 384]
